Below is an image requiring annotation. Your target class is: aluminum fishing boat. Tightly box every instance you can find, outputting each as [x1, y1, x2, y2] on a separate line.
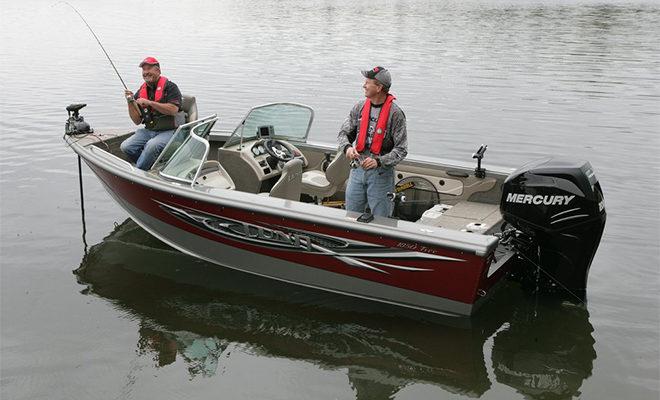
[63, 100, 606, 316]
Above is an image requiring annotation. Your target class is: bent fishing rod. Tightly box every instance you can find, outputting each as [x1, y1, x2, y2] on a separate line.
[59, 1, 143, 116]
[60, 1, 129, 91]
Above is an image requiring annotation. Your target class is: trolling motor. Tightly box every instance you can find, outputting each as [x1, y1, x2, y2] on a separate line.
[473, 144, 487, 178]
[65, 103, 94, 135]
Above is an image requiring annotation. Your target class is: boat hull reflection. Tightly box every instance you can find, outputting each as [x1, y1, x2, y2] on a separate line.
[74, 219, 596, 399]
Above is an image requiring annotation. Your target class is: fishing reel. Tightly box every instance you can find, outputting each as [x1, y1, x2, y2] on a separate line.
[65, 103, 94, 135]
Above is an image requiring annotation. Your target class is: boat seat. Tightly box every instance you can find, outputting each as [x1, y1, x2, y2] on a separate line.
[260, 158, 303, 201]
[181, 95, 198, 123]
[194, 160, 235, 189]
[300, 150, 351, 200]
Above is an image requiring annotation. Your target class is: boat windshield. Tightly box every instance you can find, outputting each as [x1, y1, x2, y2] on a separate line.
[152, 116, 217, 172]
[224, 103, 314, 148]
[153, 117, 218, 184]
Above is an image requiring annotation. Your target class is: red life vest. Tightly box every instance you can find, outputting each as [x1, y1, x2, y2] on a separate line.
[138, 76, 168, 107]
[355, 94, 395, 155]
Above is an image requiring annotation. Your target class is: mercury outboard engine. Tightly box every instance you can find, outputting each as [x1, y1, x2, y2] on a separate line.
[500, 158, 606, 298]
[65, 103, 93, 135]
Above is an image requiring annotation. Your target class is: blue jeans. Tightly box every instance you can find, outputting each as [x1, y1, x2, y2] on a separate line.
[345, 165, 395, 217]
[120, 127, 175, 170]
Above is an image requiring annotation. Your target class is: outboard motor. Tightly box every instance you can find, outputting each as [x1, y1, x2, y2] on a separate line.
[65, 103, 94, 135]
[500, 158, 606, 298]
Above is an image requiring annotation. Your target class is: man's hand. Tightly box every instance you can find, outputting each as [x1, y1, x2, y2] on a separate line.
[136, 98, 152, 107]
[361, 157, 378, 170]
[345, 146, 359, 160]
[126, 90, 142, 125]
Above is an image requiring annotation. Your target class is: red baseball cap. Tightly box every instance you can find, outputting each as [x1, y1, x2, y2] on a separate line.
[139, 57, 160, 67]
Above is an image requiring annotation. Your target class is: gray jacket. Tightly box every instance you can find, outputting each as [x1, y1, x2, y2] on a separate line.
[337, 99, 408, 167]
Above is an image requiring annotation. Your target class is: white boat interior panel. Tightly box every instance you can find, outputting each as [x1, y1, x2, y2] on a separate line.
[425, 201, 503, 234]
[195, 160, 235, 189]
[395, 170, 464, 196]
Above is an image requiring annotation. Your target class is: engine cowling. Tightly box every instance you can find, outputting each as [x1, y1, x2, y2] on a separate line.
[500, 158, 606, 297]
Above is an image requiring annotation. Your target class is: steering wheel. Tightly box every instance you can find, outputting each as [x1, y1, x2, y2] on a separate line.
[263, 139, 294, 162]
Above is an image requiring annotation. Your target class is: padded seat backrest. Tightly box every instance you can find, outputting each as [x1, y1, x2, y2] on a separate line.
[217, 147, 262, 192]
[325, 150, 351, 186]
[270, 158, 303, 201]
[181, 95, 198, 123]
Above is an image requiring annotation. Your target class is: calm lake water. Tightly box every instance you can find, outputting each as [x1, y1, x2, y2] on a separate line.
[1, 0, 659, 399]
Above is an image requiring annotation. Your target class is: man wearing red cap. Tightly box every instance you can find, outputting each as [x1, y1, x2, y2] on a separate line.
[120, 57, 183, 170]
[337, 66, 408, 217]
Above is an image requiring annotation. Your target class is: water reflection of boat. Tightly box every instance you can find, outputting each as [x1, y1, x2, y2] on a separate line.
[492, 303, 597, 399]
[74, 219, 596, 399]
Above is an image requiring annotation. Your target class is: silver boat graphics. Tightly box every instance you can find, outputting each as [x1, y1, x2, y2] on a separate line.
[156, 201, 465, 274]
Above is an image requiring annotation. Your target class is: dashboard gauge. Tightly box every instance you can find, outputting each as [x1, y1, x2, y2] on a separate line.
[258, 145, 266, 154]
[252, 147, 259, 156]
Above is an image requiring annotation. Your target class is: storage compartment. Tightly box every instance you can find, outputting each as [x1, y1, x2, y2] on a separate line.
[417, 204, 453, 225]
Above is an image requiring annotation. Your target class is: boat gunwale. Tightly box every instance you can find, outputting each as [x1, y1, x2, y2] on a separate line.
[302, 139, 517, 176]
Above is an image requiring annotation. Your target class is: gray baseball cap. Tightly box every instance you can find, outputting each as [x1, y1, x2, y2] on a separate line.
[361, 66, 391, 89]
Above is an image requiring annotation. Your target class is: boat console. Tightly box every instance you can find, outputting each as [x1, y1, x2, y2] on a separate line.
[214, 103, 313, 193]
[218, 138, 307, 192]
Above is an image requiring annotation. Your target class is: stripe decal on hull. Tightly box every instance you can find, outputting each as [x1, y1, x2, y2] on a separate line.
[155, 200, 466, 274]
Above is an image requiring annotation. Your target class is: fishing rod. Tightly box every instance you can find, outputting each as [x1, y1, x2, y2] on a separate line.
[59, 1, 144, 118]
[59, 1, 130, 91]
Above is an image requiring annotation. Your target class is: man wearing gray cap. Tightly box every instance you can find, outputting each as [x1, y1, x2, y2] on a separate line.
[337, 66, 408, 217]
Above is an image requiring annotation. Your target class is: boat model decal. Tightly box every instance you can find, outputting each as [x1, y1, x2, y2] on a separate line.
[155, 201, 465, 274]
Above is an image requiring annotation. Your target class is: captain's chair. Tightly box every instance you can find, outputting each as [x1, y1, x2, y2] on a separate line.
[261, 158, 303, 201]
[300, 151, 351, 201]
[181, 95, 198, 123]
